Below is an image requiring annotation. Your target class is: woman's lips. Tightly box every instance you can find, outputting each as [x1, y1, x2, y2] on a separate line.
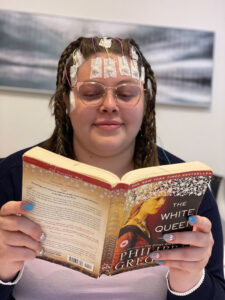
[94, 121, 123, 131]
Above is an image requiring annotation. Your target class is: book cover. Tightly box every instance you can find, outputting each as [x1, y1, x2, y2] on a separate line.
[108, 174, 211, 274]
[22, 146, 212, 277]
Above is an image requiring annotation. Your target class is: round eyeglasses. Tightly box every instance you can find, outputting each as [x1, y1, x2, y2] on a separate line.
[73, 81, 144, 107]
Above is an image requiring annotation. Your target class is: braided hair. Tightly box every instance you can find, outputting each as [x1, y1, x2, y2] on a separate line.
[42, 37, 159, 168]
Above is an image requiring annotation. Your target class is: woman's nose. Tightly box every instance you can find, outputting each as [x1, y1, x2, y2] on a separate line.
[99, 89, 119, 112]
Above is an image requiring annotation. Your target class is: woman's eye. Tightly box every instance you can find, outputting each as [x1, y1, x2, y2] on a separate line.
[118, 93, 132, 99]
[117, 86, 139, 101]
[79, 85, 104, 101]
[117, 90, 133, 101]
[83, 92, 102, 100]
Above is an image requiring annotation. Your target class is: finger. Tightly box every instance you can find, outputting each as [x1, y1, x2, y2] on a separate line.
[151, 245, 212, 262]
[1, 230, 43, 255]
[1, 245, 38, 262]
[188, 215, 212, 233]
[0, 215, 43, 242]
[0, 201, 34, 216]
[162, 230, 214, 248]
[158, 259, 205, 273]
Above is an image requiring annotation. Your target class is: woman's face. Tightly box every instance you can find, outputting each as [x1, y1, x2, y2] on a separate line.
[69, 53, 145, 160]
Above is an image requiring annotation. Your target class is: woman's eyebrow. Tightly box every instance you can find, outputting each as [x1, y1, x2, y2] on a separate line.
[76, 78, 141, 86]
[90, 79, 140, 85]
[117, 79, 140, 84]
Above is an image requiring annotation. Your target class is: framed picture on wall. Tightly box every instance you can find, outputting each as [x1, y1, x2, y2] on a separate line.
[0, 10, 214, 107]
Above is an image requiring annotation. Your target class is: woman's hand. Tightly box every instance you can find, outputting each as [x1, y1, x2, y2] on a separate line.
[150, 215, 214, 293]
[0, 201, 44, 282]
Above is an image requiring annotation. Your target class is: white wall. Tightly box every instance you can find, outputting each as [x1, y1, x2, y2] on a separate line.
[0, 0, 225, 180]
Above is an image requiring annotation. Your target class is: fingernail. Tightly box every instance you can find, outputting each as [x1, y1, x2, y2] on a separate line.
[188, 216, 197, 223]
[39, 248, 45, 256]
[40, 232, 46, 242]
[24, 203, 34, 211]
[163, 234, 174, 242]
[155, 260, 164, 265]
[150, 252, 160, 259]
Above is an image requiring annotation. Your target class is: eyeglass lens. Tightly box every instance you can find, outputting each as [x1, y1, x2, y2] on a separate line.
[77, 82, 141, 105]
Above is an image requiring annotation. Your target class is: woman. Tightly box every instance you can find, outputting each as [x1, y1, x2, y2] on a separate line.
[0, 37, 224, 299]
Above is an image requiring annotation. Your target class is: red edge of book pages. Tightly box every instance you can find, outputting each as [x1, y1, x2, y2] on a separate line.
[23, 156, 213, 191]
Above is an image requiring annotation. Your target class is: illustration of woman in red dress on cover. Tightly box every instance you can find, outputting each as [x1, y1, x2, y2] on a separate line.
[112, 195, 166, 270]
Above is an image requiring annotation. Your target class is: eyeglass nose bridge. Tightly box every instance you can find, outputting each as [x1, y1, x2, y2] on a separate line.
[101, 86, 119, 105]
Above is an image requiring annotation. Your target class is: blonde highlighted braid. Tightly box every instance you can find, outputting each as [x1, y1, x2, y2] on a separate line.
[42, 37, 159, 168]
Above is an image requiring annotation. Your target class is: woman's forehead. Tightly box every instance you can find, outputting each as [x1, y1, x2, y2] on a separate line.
[78, 53, 129, 73]
[77, 53, 140, 83]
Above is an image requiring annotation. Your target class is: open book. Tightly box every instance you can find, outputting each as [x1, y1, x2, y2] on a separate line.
[22, 146, 212, 277]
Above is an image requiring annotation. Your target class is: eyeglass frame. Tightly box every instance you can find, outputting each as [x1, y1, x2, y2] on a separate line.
[71, 81, 146, 107]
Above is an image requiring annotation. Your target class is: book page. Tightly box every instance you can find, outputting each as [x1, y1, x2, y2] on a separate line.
[22, 161, 111, 277]
[120, 161, 212, 186]
[23, 148, 212, 190]
[24, 147, 120, 187]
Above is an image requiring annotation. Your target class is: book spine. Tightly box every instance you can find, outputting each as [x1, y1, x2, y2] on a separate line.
[101, 189, 127, 274]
